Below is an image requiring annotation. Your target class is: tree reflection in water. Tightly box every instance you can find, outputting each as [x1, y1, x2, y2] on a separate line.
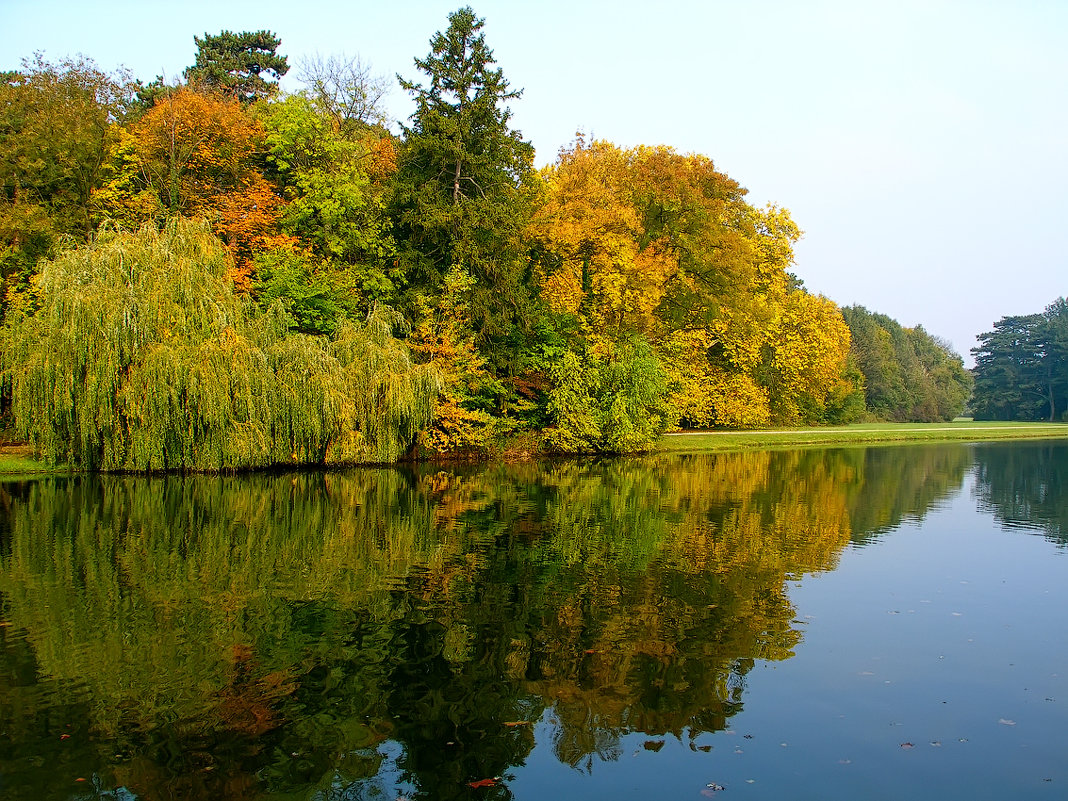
[0, 445, 975, 799]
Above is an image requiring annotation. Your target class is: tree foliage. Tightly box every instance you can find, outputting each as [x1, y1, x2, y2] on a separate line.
[184, 30, 289, 105]
[259, 93, 398, 303]
[0, 13, 976, 466]
[410, 265, 499, 452]
[971, 298, 1068, 421]
[841, 305, 971, 422]
[544, 339, 672, 453]
[0, 55, 135, 299]
[0, 219, 438, 470]
[531, 139, 858, 431]
[393, 6, 535, 362]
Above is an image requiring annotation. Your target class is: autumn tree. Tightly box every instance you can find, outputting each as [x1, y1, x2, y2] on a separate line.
[761, 290, 857, 425]
[392, 6, 536, 369]
[531, 138, 857, 430]
[409, 265, 500, 452]
[184, 30, 289, 105]
[130, 88, 283, 285]
[258, 93, 397, 309]
[0, 55, 135, 300]
[0, 219, 439, 470]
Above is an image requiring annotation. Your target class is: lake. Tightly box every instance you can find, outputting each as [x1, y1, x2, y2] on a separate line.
[0, 441, 1065, 800]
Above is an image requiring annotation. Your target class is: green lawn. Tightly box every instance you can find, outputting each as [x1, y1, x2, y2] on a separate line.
[0, 448, 67, 476]
[657, 420, 1068, 453]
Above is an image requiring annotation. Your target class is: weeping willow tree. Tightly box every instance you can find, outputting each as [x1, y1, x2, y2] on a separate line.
[0, 219, 439, 470]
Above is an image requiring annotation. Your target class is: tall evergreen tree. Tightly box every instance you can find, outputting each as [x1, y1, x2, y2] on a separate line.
[392, 6, 535, 373]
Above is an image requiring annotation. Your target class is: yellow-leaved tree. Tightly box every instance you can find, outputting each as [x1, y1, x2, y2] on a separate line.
[530, 138, 861, 430]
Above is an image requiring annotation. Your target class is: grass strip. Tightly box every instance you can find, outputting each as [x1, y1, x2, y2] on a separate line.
[658, 421, 1068, 453]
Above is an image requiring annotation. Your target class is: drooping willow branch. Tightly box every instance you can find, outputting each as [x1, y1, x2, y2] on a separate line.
[1, 218, 440, 471]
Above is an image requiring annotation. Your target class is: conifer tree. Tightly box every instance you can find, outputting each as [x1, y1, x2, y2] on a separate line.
[184, 30, 289, 105]
[392, 7, 535, 371]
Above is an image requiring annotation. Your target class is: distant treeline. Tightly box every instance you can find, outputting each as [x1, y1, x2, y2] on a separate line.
[840, 306, 971, 423]
[0, 8, 974, 469]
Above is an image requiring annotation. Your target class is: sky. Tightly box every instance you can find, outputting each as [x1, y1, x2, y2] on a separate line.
[2, 0, 1065, 363]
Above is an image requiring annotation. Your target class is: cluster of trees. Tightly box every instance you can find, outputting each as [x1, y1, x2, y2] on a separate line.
[971, 298, 1068, 421]
[0, 7, 973, 469]
[840, 306, 972, 422]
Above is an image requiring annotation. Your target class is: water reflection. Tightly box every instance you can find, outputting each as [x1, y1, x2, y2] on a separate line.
[973, 441, 1068, 545]
[0, 444, 1005, 799]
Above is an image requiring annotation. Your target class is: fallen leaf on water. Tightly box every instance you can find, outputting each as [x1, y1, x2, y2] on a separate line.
[468, 778, 499, 789]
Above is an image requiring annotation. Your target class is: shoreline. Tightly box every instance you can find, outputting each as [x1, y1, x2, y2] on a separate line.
[2, 421, 1066, 475]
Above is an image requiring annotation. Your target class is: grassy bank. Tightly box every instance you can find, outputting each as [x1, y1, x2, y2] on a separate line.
[0, 445, 69, 477]
[2, 421, 1066, 474]
[658, 420, 1068, 453]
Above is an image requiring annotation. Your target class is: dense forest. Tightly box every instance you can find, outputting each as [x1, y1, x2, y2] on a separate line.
[0, 7, 976, 470]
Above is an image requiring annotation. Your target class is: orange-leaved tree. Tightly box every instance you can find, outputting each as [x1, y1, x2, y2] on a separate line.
[130, 87, 285, 286]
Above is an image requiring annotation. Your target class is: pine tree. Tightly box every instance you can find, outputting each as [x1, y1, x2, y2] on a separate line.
[184, 30, 289, 105]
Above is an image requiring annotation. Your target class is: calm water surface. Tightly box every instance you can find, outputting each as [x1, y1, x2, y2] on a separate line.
[0, 441, 1065, 800]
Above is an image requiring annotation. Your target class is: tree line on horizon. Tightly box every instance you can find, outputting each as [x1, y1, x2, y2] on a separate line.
[0, 7, 975, 470]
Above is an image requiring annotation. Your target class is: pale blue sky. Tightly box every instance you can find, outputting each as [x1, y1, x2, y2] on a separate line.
[3, 0, 1066, 363]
